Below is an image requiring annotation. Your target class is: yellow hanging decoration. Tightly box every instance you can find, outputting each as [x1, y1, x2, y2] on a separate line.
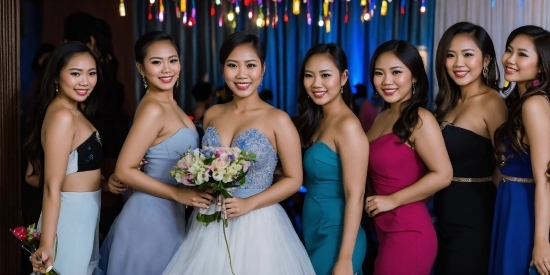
[361, 0, 367, 6]
[323, 0, 329, 17]
[326, 19, 331, 33]
[119, 0, 126, 16]
[381, 0, 387, 16]
[181, 0, 186, 13]
[293, 0, 300, 15]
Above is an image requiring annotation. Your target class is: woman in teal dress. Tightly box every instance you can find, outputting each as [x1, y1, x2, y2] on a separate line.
[295, 43, 368, 275]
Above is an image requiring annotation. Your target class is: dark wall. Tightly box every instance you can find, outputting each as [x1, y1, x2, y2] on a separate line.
[42, 0, 136, 115]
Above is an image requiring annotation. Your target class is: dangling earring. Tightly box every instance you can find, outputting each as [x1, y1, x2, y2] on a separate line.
[142, 76, 148, 90]
[340, 86, 343, 94]
[412, 82, 416, 95]
[175, 78, 179, 88]
[55, 83, 59, 93]
[482, 66, 489, 79]
[260, 78, 263, 86]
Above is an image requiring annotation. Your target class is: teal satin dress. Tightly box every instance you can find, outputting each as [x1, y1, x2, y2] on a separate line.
[302, 142, 367, 275]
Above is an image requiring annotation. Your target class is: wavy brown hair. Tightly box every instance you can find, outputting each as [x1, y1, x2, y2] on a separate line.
[494, 26, 550, 164]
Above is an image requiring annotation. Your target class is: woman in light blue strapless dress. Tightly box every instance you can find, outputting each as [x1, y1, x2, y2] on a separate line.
[163, 31, 314, 275]
[96, 31, 213, 275]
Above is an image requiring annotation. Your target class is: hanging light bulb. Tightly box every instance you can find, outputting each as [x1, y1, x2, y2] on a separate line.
[293, 0, 300, 15]
[363, 12, 370, 21]
[218, 16, 223, 26]
[248, 10, 253, 19]
[318, 16, 324, 26]
[182, 12, 187, 23]
[420, 0, 426, 13]
[227, 12, 235, 21]
[150, 0, 155, 3]
[307, 12, 311, 25]
[256, 17, 264, 27]
[381, 0, 387, 16]
[236, 5, 240, 14]
[119, 0, 126, 16]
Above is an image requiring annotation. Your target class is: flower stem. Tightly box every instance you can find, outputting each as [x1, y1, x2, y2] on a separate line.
[222, 221, 235, 275]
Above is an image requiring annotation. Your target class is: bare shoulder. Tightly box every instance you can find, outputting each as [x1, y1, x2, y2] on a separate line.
[522, 94, 550, 116]
[43, 107, 75, 130]
[480, 89, 507, 111]
[335, 112, 364, 135]
[415, 107, 438, 130]
[265, 107, 292, 124]
[134, 99, 164, 121]
[203, 104, 226, 126]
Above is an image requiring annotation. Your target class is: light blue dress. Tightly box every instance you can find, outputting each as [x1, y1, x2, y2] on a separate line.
[303, 142, 367, 275]
[96, 128, 198, 275]
[162, 126, 315, 275]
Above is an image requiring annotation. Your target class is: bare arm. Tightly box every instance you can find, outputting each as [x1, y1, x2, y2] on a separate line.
[484, 92, 507, 187]
[114, 102, 212, 207]
[523, 96, 550, 274]
[334, 117, 369, 269]
[366, 109, 452, 216]
[245, 111, 303, 210]
[37, 110, 75, 266]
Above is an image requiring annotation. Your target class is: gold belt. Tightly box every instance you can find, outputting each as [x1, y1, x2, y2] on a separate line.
[452, 176, 492, 183]
[502, 175, 535, 183]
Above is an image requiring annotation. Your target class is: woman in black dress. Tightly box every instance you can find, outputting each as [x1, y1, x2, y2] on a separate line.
[433, 22, 507, 274]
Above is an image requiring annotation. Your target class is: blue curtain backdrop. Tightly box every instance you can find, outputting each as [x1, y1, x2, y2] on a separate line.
[134, 0, 436, 116]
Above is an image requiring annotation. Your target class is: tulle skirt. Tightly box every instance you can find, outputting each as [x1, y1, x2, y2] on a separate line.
[38, 190, 101, 275]
[163, 203, 315, 275]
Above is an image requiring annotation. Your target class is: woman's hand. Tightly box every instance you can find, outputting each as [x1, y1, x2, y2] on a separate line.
[332, 259, 354, 275]
[365, 195, 397, 217]
[30, 246, 54, 274]
[531, 240, 550, 275]
[176, 189, 214, 208]
[223, 197, 253, 218]
[107, 174, 127, 194]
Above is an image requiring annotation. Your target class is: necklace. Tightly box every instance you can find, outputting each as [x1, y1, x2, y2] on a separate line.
[58, 97, 81, 116]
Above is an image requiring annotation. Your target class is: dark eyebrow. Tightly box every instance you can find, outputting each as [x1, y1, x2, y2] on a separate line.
[149, 55, 179, 60]
[226, 59, 258, 63]
[389, 66, 404, 70]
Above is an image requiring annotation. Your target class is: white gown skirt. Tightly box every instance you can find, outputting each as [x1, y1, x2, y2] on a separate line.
[38, 190, 101, 275]
[163, 202, 315, 275]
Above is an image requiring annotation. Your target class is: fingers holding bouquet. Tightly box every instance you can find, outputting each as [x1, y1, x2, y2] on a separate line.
[223, 197, 252, 218]
[30, 247, 53, 274]
[177, 188, 214, 209]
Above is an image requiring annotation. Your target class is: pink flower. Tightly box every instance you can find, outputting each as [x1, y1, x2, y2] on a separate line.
[182, 174, 196, 186]
[12, 226, 27, 241]
[32, 232, 40, 240]
[243, 161, 251, 172]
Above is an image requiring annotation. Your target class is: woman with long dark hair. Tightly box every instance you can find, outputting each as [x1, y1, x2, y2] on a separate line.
[96, 31, 214, 275]
[364, 40, 452, 274]
[295, 43, 368, 275]
[490, 25, 550, 275]
[163, 31, 314, 275]
[432, 22, 507, 274]
[25, 41, 103, 274]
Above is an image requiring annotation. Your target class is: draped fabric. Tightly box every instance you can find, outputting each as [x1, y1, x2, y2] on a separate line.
[433, 0, 550, 92]
[134, 0, 436, 116]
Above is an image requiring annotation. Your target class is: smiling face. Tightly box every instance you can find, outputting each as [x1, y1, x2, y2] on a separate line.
[57, 52, 98, 103]
[222, 43, 265, 98]
[303, 53, 348, 106]
[372, 52, 415, 105]
[502, 34, 540, 87]
[445, 33, 488, 88]
[139, 40, 181, 92]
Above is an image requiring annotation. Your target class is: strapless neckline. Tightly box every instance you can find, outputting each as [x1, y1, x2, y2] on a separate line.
[205, 126, 276, 153]
[441, 122, 491, 141]
[150, 127, 197, 148]
[308, 142, 338, 155]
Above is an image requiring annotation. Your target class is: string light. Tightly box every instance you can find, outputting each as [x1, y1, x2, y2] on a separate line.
[381, 0, 387, 16]
[119, 0, 126, 16]
[420, 0, 426, 13]
[293, 0, 300, 15]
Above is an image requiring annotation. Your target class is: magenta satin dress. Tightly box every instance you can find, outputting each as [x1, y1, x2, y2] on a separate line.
[369, 133, 437, 275]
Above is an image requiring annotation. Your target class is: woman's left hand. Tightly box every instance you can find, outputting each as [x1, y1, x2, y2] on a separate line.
[223, 197, 252, 218]
[531, 240, 550, 275]
[332, 259, 354, 275]
[365, 195, 397, 217]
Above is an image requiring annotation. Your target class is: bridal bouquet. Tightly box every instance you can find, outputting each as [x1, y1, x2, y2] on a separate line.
[171, 146, 256, 226]
[10, 224, 60, 275]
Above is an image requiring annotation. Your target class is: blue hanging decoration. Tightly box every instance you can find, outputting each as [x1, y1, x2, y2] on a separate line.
[520, 0, 524, 8]
[491, 0, 495, 8]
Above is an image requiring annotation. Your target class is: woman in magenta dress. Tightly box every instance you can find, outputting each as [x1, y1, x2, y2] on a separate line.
[365, 40, 453, 275]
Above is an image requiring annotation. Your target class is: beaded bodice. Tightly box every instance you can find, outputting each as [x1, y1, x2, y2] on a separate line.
[202, 126, 278, 190]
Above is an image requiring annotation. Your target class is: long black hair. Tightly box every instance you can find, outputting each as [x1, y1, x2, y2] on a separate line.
[434, 22, 500, 123]
[294, 43, 352, 151]
[494, 26, 550, 164]
[218, 31, 266, 97]
[369, 40, 429, 144]
[23, 42, 102, 183]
